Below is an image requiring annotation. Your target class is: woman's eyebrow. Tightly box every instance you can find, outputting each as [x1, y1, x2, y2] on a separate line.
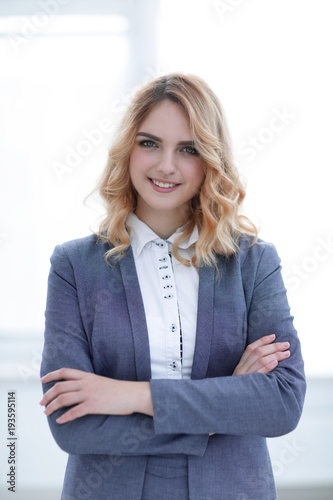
[178, 140, 196, 146]
[136, 132, 162, 142]
[136, 132, 195, 146]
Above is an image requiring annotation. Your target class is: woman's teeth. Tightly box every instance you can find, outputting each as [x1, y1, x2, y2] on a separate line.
[152, 179, 176, 188]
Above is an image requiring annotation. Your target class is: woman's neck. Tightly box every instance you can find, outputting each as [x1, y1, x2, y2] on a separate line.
[134, 206, 189, 239]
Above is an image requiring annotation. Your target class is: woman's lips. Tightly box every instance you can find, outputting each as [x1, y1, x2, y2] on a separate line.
[149, 178, 180, 192]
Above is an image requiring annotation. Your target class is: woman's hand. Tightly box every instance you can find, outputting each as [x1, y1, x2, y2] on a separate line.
[40, 368, 153, 424]
[232, 334, 290, 376]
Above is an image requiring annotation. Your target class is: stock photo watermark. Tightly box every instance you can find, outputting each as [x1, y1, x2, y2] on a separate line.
[238, 106, 296, 162]
[271, 438, 306, 477]
[17, 348, 42, 384]
[8, 0, 71, 52]
[283, 235, 333, 292]
[51, 119, 114, 182]
[4, 391, 17, 492]
[213, 0, 246, 21]
[109, 65, 166, 115]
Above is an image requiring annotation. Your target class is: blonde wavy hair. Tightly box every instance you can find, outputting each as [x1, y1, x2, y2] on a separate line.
[95, 73, 257, 267]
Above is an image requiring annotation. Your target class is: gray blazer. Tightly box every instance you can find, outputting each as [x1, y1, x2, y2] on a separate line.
[41, 235, 306, 500]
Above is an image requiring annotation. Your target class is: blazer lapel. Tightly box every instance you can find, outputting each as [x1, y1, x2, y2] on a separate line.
[191, 264, 215, 380]
[119, 248, 152, 381]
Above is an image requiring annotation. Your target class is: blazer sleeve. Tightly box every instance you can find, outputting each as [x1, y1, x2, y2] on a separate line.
[150, 242, 306, 437]
[40, 244, 208, 456]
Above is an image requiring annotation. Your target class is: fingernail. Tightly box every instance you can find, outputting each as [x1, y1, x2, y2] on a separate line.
[283, 350, 290, 357]
[268, 334, 275, 339]
[282, 342, 290, 348]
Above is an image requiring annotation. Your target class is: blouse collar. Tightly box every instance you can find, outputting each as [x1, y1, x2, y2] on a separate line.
[126, 213, 199, 259]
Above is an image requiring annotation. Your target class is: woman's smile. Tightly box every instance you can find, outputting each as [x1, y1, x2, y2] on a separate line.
[149, 177, 181, 191]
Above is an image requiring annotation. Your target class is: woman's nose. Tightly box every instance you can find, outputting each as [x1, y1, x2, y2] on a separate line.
[156, 151, 177, 175]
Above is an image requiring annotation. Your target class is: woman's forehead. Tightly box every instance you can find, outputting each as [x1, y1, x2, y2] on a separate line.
[138, 101, 192, 141]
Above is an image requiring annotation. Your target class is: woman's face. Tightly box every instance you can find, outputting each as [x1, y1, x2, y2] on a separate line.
[129, 100, 204, 228]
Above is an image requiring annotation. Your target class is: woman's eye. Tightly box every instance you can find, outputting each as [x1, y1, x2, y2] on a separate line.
[182, 146, 198, 155]
[139, 140, 156, 148]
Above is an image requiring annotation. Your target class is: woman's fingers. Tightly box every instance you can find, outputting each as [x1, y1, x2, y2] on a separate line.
[40, 380, 81, 408]
[235, 334, 276, 367]
[43, 390, 84, 417]
[40, 367, 84, 384]
[250, 349, 290, 374]
[40, 368, 90, 422]
[40, 370, 142, 423]
[55, 403, 89, 424]
[233, 335, 290, 376]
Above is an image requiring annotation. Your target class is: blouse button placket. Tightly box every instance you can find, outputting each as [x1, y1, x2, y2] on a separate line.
[154, 240, 182, 378]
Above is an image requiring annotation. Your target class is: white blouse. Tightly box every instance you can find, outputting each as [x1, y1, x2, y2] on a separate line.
[126, 213, 199, 379]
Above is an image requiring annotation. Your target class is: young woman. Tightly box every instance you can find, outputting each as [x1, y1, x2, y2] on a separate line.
[40, 73, 306, 500]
